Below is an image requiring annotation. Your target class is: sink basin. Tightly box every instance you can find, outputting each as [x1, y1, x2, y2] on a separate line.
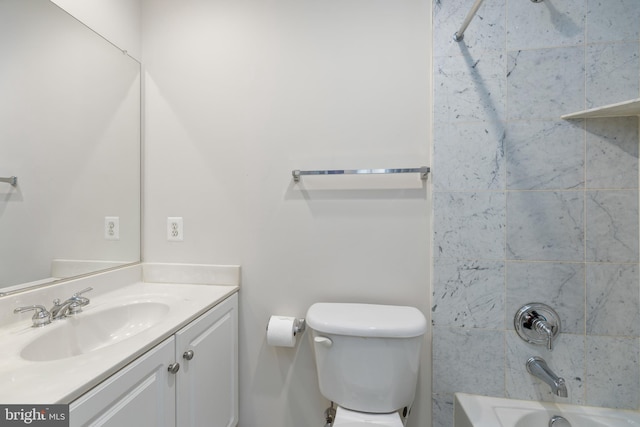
[20, 302, 170, 362]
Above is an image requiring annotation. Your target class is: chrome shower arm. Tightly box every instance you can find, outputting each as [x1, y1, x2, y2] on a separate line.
[453, 0, 484, 42]
[454, 0, 543, 42]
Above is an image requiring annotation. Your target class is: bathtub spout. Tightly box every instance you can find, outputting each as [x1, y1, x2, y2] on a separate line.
[526, 357, 568, 398]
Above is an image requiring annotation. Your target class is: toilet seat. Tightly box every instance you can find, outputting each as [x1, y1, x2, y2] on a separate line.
[332, 407, 403, 427]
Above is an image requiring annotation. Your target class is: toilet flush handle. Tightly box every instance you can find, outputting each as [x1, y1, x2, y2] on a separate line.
[314, 336, 333, 348]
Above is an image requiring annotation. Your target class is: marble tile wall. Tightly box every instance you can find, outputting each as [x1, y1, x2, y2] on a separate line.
[431, 0, 640, 425]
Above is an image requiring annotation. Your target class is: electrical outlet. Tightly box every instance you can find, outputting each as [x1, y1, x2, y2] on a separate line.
[105, 216, 120, 240]
[167, 217, 184, 241]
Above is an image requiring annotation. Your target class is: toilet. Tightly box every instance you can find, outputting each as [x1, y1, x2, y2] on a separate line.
[306, 302, 427, 426]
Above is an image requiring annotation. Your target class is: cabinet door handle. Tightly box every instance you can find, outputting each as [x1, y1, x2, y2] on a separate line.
[168, 363, 180, 374]
[183, 350, 194, 361]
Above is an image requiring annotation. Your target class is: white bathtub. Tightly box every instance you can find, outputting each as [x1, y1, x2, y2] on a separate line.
[454, 393, 640, 427]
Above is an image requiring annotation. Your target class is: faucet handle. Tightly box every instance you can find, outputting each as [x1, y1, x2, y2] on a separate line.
[68, 287, 93, 314]
[73, 287, 93, 298]
[14, 305, 52, 327]
[515, 303, 561, 351]
[532, 317, 555, 351]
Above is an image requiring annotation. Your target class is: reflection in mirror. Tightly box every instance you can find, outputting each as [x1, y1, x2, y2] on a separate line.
[0, 0, 141, 293]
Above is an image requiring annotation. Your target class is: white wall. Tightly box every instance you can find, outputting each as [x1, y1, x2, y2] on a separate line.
[141, 0, 432, 426]
[51, 0, 142, 60]
[49, 0, 433, 423]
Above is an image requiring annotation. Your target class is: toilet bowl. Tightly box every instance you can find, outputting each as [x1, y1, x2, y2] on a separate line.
[306, 302, 426, 426]
[332, 407, 403, 427]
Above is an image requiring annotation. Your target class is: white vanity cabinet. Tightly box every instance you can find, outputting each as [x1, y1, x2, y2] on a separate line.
[175, 293, 238, 426]
[69, 293, 238, 427]
[69, 337, 176, 426]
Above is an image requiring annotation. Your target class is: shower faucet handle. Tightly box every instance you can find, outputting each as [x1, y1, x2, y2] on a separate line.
[531, 316, 554, 351]
[514, 303, 561, 351]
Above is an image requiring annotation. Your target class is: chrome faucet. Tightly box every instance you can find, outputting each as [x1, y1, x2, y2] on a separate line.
[50, 287, 93, 320]
[14, 287, 93, 327]
[526, 356, 568, 398]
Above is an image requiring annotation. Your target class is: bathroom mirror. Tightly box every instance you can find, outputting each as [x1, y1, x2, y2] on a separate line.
[0, 0, 141, 292]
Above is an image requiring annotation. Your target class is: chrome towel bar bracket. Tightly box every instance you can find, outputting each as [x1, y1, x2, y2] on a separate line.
[292, 167, 430, 182]
[0, 176, 17, 186]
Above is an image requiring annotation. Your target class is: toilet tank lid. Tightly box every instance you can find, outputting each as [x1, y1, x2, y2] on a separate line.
[306, 303, 427, 338]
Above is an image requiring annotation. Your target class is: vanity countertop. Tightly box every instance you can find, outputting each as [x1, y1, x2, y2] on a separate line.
[0, 280, 238, 404]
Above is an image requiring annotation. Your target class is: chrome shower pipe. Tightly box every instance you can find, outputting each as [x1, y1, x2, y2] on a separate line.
[453, 0, 485, 42]
[454, 0, 543, 42]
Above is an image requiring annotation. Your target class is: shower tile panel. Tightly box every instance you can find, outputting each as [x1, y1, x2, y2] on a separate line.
[586, 42, 640, 108]
[431, 394, 455, 427]
[586, 263, 640, 337]
[434, 51, 506, 123]
[433, 327, 505, 396]
[506, 191, 584, 261]
[585, 190, 639, 263]
[586, 117, 639, 189]
[432, 258, 505, 329]
[433, 120, 505, 191]
[434, 192, 506, 260]
[506, 0, 586, 51]
[505, 119, 585, 190]
[586, 0, 640, 43]
[586, 336, 640, 409]
[507, 47, 585, 121]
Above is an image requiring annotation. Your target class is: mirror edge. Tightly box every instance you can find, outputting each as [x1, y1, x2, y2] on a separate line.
[0, 261, 142, 298]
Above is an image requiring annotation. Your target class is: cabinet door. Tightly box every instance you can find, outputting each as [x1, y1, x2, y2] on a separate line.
[69, 337, 176, 427]
[175, 293, 238, 427]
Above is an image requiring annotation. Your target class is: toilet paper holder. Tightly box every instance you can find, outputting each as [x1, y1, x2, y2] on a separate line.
[293, 318, 306, 335]
[266, 317, 306, 335]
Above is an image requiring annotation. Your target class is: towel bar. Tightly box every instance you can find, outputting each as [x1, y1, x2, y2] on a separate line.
[292, 167, 429, 182]
[0, 176, 17, 186]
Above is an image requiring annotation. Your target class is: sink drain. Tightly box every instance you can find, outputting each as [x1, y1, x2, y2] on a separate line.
[549, 415, 571, 427]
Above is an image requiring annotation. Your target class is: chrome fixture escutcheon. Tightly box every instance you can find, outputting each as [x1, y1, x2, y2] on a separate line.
[515, 303, 561, 351]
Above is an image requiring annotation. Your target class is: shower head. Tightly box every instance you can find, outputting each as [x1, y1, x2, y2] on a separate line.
[531, 0, 543, 2]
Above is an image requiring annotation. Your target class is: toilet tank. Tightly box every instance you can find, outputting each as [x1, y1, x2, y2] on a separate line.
[306, 303, 427, 413]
